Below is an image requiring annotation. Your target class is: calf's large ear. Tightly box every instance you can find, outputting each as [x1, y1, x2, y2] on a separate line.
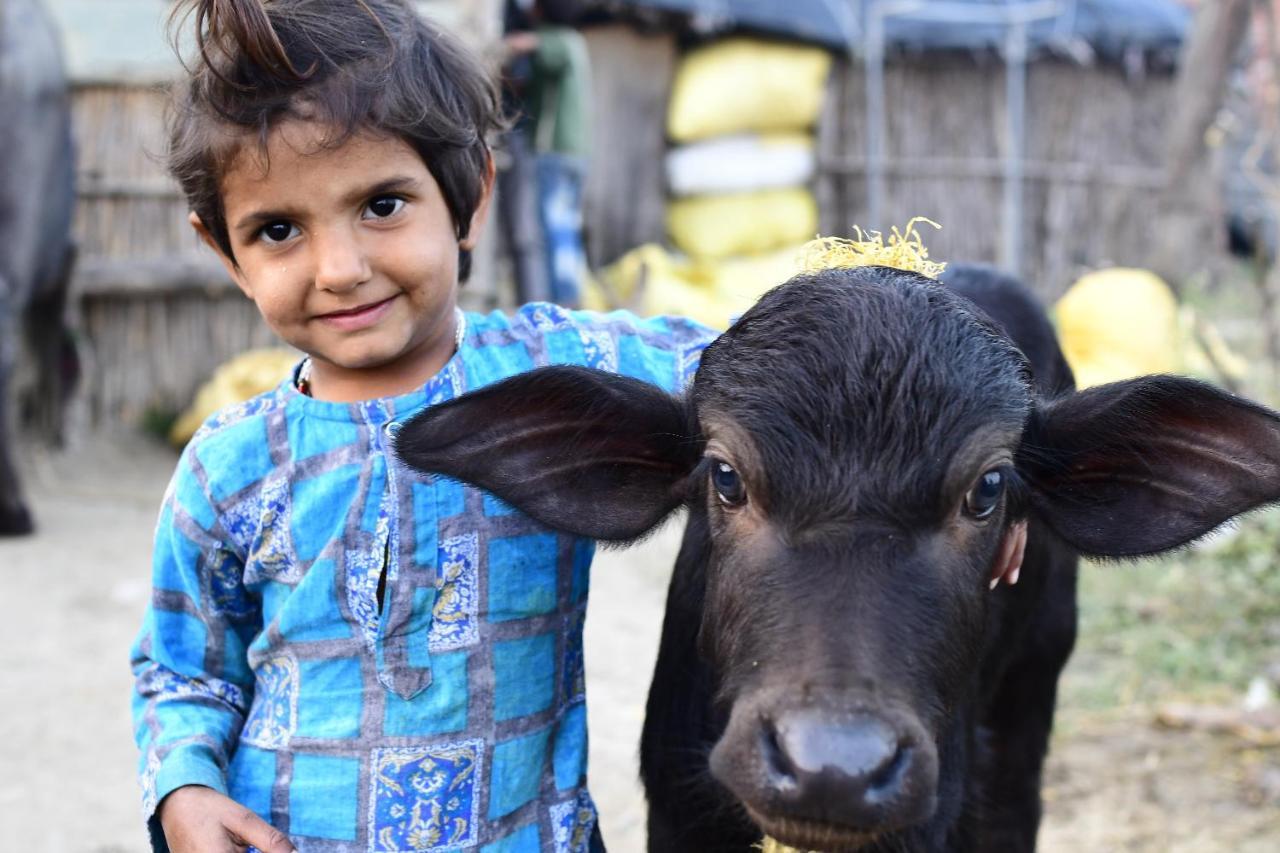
[394, 365, 701, 541]
[1018, 375, 1280, 557]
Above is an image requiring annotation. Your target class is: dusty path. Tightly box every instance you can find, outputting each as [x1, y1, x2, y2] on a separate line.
[1, 436, 1276, 851]
[0, 434, 165, 853]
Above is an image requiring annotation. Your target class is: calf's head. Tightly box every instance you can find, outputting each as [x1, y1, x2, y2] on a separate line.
[395, 267, 1280, 850]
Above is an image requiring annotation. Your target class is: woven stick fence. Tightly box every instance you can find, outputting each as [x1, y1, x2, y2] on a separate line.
[816, 54, 1186, 300]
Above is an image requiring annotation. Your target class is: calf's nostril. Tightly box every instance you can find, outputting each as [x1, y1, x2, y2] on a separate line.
[760, 720, 798, 794]
[866, 744, 912, 804]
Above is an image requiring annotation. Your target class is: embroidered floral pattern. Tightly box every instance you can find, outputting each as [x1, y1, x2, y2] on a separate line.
[369, 740, 483, 852]
[253, 476, 297, 581]
[527, 303, 572, 333]
[240, 655, 299, 749]
[222, 491, 262, 559]
[138, 664, 249, 711]
[579, 328, 618, 374]
[346, 483, 393, 653]
[346, 543, 385, 653]
[424, 358, 465, 406]
[342, 402, 405, 655]
[208, 548, 254, 619]
[550, 790, 597, 853]
[139, 750, 161, 817]
[225, 475, 298, 585]
[429, 533, 479, 652]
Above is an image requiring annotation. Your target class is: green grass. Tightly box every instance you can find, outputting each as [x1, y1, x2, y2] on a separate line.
[1060, 506, 1280, 722]
[139, 404, 179, 443]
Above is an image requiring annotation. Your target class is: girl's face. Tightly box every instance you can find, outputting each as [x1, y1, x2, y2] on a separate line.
[197, 120, 490, 402]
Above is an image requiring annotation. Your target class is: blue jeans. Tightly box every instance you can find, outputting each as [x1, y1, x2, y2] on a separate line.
[536, 152, 587, 308]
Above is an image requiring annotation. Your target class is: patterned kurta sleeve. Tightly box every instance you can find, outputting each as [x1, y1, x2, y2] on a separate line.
[607, 311, 719, 392]
[130, 445, 259, 821]
[507, 304, 719, 393]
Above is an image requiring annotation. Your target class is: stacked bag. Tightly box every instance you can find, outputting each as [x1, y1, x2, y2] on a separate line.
[1053, 268, 1248, 390]
[590, 38, 833, 328]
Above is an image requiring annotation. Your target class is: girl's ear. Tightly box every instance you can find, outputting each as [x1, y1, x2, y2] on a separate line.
[189, 211, 254, 299]
[1018, 375, 1280, 557]
[458, 153, 496, 252]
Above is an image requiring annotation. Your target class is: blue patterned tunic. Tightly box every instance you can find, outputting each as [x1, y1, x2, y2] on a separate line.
[131, 304, 716, 852]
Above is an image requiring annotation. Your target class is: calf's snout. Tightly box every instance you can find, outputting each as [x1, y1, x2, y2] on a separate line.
[711, 703, 939, 839]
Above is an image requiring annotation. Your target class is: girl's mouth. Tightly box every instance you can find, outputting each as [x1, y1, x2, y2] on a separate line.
[316, 295, 397, 331]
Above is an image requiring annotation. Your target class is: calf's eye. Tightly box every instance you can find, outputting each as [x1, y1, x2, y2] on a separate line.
[964, 469, 1004, 520]
[711, 460, 747, 507]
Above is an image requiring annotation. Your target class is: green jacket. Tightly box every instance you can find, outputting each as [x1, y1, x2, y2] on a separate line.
[529, 26, 591, 159]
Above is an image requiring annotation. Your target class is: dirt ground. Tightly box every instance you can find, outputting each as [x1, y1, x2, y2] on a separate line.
[1, 434, 1277, 852]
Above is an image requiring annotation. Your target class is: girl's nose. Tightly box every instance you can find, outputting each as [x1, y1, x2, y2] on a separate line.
[313, 227, 372, 293]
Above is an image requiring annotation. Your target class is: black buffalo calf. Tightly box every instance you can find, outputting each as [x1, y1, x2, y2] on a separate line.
[396, 264, 1280, 852]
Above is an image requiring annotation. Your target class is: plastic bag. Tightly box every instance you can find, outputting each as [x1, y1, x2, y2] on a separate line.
[1053, 267, 1246, 389]
[170, 348, 299, 446]
[667, 188, 818, 260]
[590, 242, 805, 329]
[666, 133, 815, 197]
[667, 38, 832, 142]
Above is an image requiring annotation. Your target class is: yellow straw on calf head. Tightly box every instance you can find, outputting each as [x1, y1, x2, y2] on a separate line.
[799, 216, 945, 279]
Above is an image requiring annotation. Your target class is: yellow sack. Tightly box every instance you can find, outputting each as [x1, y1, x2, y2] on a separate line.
[1054, 267, 1179, 389]
[591, 243, 804, 329]
[712, 249, 806, 320]
[1053, 267, 1247, 390]
[667, 189, 818, 261]
[668, 38, 832, 142]
[170, 348, 299, 447]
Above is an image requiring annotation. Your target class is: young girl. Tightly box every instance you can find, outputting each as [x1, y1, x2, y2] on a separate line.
[130, 2, 715, 851]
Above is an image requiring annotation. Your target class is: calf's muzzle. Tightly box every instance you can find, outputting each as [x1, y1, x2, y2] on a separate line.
[711, 698, 939, 845]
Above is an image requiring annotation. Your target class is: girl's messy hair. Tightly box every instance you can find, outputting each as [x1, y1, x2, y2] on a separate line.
[168, 0, 502, 277]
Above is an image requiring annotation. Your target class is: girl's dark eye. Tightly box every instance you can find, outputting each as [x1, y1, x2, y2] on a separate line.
[260, 221, 298, 244]
[364, 195, 405, 219]
[964, 469, 1004, 520]
[712, 460, 747, 507]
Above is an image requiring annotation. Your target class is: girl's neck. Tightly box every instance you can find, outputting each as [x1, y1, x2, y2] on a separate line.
[299, 308, 466, 402]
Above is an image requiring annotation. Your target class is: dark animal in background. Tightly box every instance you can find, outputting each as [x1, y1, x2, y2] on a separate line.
[395, 264, 1280, 852]
[0, 0, 78, 535]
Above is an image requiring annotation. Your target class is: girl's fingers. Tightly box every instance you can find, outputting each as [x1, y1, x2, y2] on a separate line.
[225, 806, 296, 853]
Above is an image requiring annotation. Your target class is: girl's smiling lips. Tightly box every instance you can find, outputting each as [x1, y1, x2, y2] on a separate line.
[315, 294, 398, 331]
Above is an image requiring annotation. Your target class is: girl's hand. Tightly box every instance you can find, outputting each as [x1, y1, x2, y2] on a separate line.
[158, 785, 296, 853]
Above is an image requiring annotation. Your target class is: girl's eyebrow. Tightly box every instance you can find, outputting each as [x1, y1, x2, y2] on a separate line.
[343, 175, 422, 206]
[235, 205, 304, 233]
[233, 175, 423, 232]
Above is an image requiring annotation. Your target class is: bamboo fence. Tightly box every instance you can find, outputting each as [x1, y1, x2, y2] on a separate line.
[815, 54, 1184, 300]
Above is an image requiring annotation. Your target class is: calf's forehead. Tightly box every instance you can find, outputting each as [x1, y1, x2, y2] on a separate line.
[693, 269, 1032, 512]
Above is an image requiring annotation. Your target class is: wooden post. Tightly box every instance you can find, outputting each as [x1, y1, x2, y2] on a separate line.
[1146, 0, 1253, 288]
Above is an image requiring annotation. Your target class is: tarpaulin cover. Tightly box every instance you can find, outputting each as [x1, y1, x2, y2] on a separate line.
[611, 0, 1189, 59]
